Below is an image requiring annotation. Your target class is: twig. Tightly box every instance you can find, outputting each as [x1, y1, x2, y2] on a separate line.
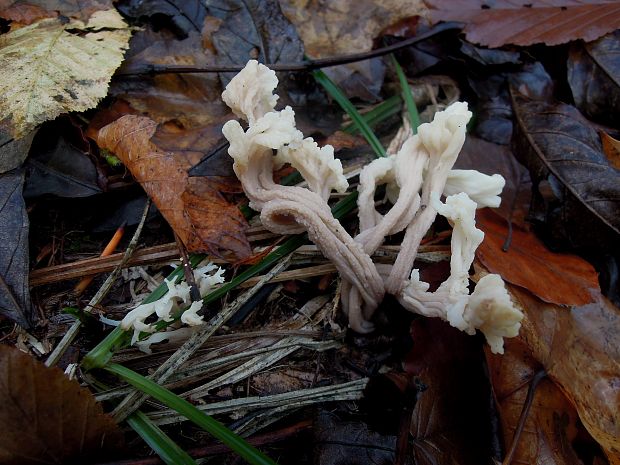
[502, 369, 547, 465]
[45, 201, 151, 367]
[111, 253, 295, 422]
[116, 23, 461, 76]
[74, 222, 126, 295]
[174, 233, 201, 302]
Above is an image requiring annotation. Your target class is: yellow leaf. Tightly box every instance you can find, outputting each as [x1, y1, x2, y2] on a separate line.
[0, 9, 131, 139]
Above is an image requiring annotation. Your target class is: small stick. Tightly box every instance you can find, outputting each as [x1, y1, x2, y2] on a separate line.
[45, 202, 150, 367]
[174, 233, 201, 303]
[73, 222, 126, 296]
[502, 369, 547, 465]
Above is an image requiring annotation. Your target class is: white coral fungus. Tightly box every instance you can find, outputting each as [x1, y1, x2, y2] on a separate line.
[121, 263, 225, 345]
[221, 60, 523, 354]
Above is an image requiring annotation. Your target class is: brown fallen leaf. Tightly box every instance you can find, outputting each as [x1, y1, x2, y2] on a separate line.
[96, 115, 251, 259]
[426, 0, 620, 47]
[486, 338, 583, 465]
[0, 0, 112, 23]
[600, 130, 620, 170]
[509, 285, 620, 464]
[476, 208, 599, 306]
[0, 344, 122, 464]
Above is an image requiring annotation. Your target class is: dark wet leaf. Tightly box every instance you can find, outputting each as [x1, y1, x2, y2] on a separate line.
[460, 40, 521, 66]
[405, 318, 494, 465]
[568, 30, 620, 126]
[0, 344, 123, 464]
[314, 410, 396, 465]
[116, 0, 206, 37]
[206, 0, 304, 85]
[24, 135, 101, 199]
[0, 128, 34, 174]
[0, 169, 33, 328]
[511, 91, 620, 251]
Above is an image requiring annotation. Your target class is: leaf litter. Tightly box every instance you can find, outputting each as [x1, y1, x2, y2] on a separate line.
[0, 1, 619, 465]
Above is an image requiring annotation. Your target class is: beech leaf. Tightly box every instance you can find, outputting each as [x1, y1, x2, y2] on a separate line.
[96, 115, 251, 259]
[0, 344, 122, 464]
[476, 208, 600, 306]
[510, 91, 620, 250]
[486, 338, 583, 465]
[508, 286, 620, 463]
[427, 0, 620, 47]
[0, 10, 131, 139]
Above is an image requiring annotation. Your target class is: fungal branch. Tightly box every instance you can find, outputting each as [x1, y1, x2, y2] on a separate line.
[221, 60, 523, 354]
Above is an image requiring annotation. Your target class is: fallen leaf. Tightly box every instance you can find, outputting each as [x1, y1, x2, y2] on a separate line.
[0, 0, 112, 22]
[486, 338, 583, 465]
[405, 318, 494, 464]
[0, 10, 131, 139]
[508, 285, 620, 464]
[427, 0, 620, 47]
[0, 169, 33, 328]
[0, 344, 122, 464]
[0, 128, 35, 174]
[279, 0, 425, 100]
[96, 115, 251, 259]
[24, 129, 101, 198]
[117, 0, 206, 37]
[600, 130, 620, 169]
[476, 208, 599, 306]
[568, 31, 620, 126]
[314, 410, 396, 465]
[112, 27, 228, 128]
[206, 0, 304, 91]
[511, 91, 620, 251]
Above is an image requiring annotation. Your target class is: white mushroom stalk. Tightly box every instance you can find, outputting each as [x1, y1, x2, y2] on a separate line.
[222, 61, 522, 354]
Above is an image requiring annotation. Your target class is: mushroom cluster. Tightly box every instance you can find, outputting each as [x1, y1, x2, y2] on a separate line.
[222, 61, 522, 354]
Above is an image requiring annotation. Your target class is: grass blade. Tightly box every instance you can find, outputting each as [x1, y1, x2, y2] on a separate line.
[390, 54, 421, 133]
[313, 69, 386, 157]
[341, 94, 402, 135]
[106, 363, 277, 465]
[127, 411, 197, 465]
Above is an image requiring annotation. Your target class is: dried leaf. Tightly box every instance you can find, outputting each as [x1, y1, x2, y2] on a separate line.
[0, 11, 131, 139]
[0, 344, 122, 464]
[0, 0, 112, 22]
[511, 91, 620, 251]
[600, 130, 620, 169]
[427, 0, 620, 47]
[509, 286, 620, 463]
[568, 31, 620, 126]
[96, 115, 251, 259]
[0, 169, 32, 328]
[0, 128, 35, 174]
[486, 338, 582, 465]
[476, 209, 599, 306]
[405, 318, 494, 465]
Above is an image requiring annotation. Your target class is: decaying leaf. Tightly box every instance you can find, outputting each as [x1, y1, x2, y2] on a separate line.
[0, 344, 122, 464]
[509, 285, 620, 464]
[406, 318, 493, 464]
[0, 0, 113, 23]
[0, 10, 131, 139]
[600, 130, 620, 169]
[117, 0, 206, 37]
[476, 209, 599, 306]
[0, 170, 32, 329]
[568, 30, 620, 126]
[486, 338, 583, 465]
[427, 0, 620, 47]
[96, 115, 251, 259]
[0, 128, 35, 174]
[511, 91, 620, 251]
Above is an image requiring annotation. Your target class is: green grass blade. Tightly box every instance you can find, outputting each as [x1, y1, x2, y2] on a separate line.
[313, 69, 386, 157]
[106, 363, 277, 465]
[390, 55, 421, 134]
[341, 95, 402, 135]
[127, 411, 197, 465]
